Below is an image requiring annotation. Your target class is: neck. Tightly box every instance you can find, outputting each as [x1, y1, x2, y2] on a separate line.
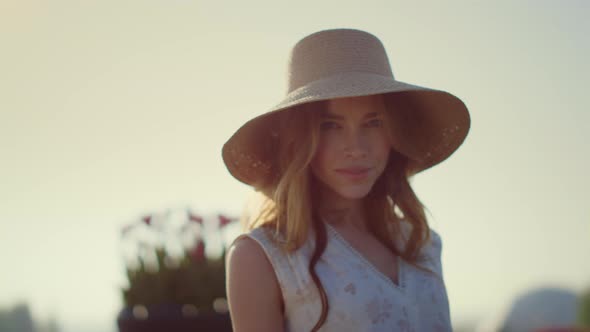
[317, 188, 368, 232]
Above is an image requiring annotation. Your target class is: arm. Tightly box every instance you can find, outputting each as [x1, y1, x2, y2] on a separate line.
[226, 236, 285, 332]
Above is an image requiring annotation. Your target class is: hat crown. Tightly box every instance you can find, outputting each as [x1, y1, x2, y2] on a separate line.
[287, 29, 395, 93]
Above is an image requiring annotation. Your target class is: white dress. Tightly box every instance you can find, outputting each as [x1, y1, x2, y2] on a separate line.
[243, 222, 452, 332]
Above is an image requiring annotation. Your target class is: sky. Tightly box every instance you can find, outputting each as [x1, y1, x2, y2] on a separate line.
[1, 0, 589, 331]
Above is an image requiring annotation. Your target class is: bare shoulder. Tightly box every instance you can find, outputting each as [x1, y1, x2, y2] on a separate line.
[226, 235, 282, 288]
[226, 235, 284, 332]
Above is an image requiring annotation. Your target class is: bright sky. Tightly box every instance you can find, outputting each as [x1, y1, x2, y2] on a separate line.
[1, 1, 589, 331]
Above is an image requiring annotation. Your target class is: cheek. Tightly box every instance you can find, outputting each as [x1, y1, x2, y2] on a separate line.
[310, 144, 326, 178]
[371, 133, 392, 160]
[372, 138, 392, 175]
[311, 140, 343, 186]
[378, 142, 392, 161]
[312, 138, 338, 170]
[311, 152, 332, 182]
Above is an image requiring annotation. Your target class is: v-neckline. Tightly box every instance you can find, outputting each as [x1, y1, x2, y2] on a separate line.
[325, 223, 405, 291]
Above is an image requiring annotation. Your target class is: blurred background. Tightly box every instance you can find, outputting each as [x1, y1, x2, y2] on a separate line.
[1, 0, 589, 331]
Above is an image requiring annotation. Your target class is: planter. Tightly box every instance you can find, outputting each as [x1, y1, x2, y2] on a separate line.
[117, 304, 232, 332]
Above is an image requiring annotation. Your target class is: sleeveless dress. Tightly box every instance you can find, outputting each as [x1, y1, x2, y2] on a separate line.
[242, 222, 452, 332]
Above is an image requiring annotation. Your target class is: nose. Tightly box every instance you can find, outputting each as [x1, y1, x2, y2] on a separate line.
[343, 130, 368, 159]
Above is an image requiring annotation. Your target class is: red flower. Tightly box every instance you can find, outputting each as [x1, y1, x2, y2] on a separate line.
[187, 211, 203, 224]
[142, 215, 152, 226]
[190, 241, 206, 262]
[218, 214, 235, 228]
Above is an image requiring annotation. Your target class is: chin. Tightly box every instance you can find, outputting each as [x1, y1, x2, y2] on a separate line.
[333, 185, 373, 200]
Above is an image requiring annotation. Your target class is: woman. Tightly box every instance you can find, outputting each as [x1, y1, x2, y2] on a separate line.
[222, 28, 470, 332]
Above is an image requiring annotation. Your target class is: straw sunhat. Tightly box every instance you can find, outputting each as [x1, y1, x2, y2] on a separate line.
[222, 28, 470, 186]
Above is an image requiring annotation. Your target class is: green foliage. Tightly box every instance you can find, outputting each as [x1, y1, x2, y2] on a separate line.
[120, 210, 237, 313]
[0, 303, 35, 332]
[579, 286, 590, 327]
[122, 246, 227, 313]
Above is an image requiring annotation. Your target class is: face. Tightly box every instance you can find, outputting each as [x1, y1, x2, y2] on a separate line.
[310, 95, 391, 203]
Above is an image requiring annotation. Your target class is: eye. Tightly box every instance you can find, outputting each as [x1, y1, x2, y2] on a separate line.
[320, 121, 341, 130]
[365, 118, 383, 128]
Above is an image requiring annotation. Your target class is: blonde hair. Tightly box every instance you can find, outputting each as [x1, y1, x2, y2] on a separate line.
[244, 95, 432, 331]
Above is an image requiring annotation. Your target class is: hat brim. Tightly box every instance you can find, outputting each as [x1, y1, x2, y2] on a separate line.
[223, 72, 470, 186]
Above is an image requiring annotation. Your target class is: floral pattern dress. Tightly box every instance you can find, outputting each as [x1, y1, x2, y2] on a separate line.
[245, 222, 452, 332]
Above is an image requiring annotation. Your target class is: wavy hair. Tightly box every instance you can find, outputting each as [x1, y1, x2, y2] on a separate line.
[246, 95, 432, 331]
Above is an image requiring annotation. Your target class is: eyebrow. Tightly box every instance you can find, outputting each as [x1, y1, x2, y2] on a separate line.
[321, 111, 380, 120]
